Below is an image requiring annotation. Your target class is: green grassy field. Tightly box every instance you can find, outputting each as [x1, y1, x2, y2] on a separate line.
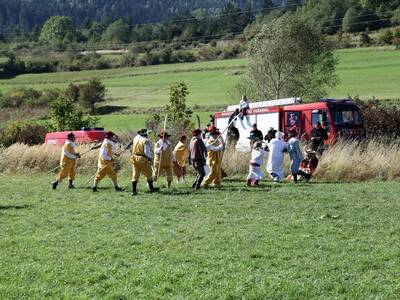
[1, 47, 400, 131]
[1, 174, 400, 298]
[97, 111, 213, 131]
[1, 47, 400, 109]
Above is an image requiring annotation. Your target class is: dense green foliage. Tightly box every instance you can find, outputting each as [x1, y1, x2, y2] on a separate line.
[1, 176, 400, 298]
[39, 16, 77, 45]
[78, 78, 106, 113]
[0, 121, 47, 146]
[0, 0, 399, 47]
[148, 81, 193, 136]
[49, 97, 97, 131]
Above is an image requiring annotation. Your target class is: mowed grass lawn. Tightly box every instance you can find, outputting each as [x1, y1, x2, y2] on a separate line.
[1, 175, 400, 298]
[1, 47, 400, 109]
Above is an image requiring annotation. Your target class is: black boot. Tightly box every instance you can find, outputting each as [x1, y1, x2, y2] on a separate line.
[92, 186, 98, 192]
[147, 180, 159, 193]
[246, 179, 252, 187]
[51, 181, 58, 190]
[292, 173, 298, 184]
[115, 186, 124, 192]
[298, 170, 311, 182]
[68, 180, 75, 189]
[132, 181, 138, 196]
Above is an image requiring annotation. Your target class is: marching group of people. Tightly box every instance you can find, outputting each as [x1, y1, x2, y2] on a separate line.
[51, 121, 322, 195]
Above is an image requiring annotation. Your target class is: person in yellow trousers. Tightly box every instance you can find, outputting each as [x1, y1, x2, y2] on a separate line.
[203, 129, 225, 188]
[153, 131, 174, 189]
[126, 128, 159, 196]
[173, 135, 189, 182]
[92, 131, 124, 192]
[52, 132, 80, 190]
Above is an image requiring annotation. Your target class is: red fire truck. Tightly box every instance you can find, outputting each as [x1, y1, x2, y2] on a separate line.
[44, 128, 106, 145]
[214, 98, 366, 150]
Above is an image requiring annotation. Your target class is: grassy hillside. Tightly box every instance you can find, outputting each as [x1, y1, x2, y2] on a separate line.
[333, 48, 400, 100]
[1, 47, 399, 131]
[97, 111, 213, 132]
[1, 175, 400, 298]
[1, 48, 400, 107]
[0, 59, 247, 108]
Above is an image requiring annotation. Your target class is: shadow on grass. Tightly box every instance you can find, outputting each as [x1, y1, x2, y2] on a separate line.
[308, 181, 347, 185]
[0, 204, 31, 210]
[96, 105, 128, 114]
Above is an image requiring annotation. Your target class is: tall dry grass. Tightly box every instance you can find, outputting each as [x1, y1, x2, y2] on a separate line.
[0, 143, 132, 175]
[315, 139, 400, 181]
[1, 140, 400, 182]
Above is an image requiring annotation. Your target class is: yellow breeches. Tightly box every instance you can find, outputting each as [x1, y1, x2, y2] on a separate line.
[131, 156, 153, 181]
[57, 159, 76, 181]
[153, 163, 173, 182]
[203, 163, 222, 186]
[95, 161, 117, 184]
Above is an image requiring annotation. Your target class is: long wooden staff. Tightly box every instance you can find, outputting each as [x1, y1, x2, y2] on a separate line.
[156, 115, 168, 179]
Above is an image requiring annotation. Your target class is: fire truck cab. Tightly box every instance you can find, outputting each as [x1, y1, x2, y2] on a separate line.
[214, 97, 366, 151]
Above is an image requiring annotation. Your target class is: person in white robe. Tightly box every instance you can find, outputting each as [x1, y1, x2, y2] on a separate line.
[246, 141, 267, 186]
[266, 131, 288, 182]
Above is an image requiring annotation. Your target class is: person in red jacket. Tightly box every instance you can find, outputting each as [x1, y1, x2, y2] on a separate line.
[300, 150, 319, 177]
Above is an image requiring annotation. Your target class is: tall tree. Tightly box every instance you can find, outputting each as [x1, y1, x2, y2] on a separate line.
[239, 13, 338, 101]
[39, 16, 76, 45]
[102, 19, 130, 43]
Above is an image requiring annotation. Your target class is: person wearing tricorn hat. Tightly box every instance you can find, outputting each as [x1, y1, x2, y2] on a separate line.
[203, 128, 225, 188]
[287, 128, 311, 183]
[173, 135, 189, 182]
[126, 128, 159, 196]
[52, 132, 81, 190]
[264, 127, 277, 143]
[92, 131, 124, 192]
[153, 131, 174, 188]
[189, 128, 208, 190]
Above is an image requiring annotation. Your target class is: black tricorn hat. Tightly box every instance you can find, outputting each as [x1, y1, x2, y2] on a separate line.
[158, 131, 171, 138]
[137, 128, 147, 135]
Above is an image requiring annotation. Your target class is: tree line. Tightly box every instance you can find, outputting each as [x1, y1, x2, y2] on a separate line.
[0, 0, 399, 46]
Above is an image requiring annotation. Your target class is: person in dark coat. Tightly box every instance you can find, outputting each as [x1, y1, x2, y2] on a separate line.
[311, 122, 328, 151]
[249, 123, 263, 146]
[227, 124, 240, 151]
[189, 128, 208, 190]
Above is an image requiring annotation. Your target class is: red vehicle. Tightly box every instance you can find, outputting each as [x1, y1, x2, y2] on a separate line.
[214, 98, 366, 150]
[45, 128, 106, 145]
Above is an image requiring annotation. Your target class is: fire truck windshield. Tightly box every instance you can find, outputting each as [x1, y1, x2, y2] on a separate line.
[332, 109, 363, 126]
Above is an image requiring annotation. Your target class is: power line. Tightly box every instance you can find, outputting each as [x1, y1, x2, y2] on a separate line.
[6, 16, 392, 54]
